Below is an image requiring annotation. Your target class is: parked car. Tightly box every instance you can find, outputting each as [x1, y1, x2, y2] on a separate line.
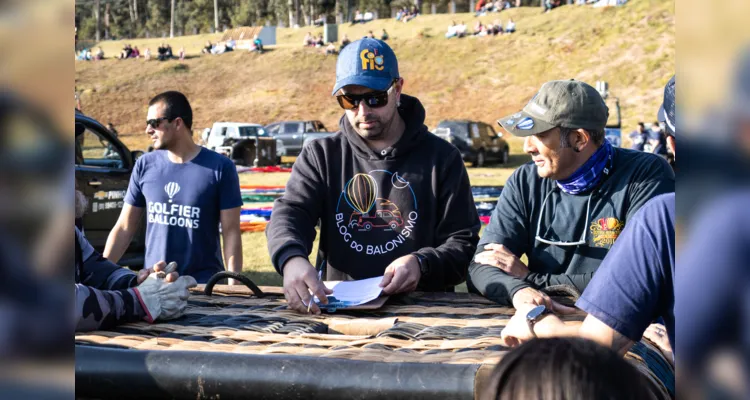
[433, 120, 510, 167]
[75, 111, 146, 268]
[203, 122, 282, 166]
[266, 120, 333, 157]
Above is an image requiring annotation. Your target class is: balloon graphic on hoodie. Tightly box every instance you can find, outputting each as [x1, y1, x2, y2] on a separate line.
[345, 173, 377, 214]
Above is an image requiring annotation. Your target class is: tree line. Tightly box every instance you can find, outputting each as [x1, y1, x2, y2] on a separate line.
[75, 0, 540, 41]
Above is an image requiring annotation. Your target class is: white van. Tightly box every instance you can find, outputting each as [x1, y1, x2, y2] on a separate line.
[204, 122, 268, 151]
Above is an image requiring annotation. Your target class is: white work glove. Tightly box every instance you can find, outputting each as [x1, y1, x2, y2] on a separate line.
[134, 268, 197, 323]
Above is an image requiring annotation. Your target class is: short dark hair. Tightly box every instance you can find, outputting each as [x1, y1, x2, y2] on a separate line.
[149, 91, 193, 130]
[638, 122, 645, 128]
[559, 127, 605, 147]
[480, 338, 661, 400]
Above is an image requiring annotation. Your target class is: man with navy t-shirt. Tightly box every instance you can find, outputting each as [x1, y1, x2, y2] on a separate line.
[104, 91, 243, 283]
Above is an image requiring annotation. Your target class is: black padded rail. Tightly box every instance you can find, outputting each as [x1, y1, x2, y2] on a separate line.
[75, 346, 482, 400]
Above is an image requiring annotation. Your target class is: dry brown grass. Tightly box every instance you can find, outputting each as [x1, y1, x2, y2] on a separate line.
[77, 0, 674, 152]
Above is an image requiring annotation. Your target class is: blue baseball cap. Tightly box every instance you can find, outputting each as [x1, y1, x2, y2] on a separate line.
[657, 75, 675, 136]
[332, 38, 399, 96]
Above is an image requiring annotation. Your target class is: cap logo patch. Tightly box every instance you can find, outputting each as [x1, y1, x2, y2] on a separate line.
[516, 117, 534, 130]
[505, 119, 515, 126]
[360, 49, 384, 71]
[528, 102, 548, 116]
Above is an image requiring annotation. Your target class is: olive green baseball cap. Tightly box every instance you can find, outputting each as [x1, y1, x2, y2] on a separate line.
[497, 80, 609, 137]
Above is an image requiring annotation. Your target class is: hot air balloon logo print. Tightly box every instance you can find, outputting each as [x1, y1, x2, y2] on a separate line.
[589, 217, 624, 247]
[164, 182, 181, 203]
[345, 174, 377, 214]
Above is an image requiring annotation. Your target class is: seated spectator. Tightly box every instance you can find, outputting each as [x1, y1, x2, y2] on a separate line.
[120, 44, 133, 59]
[144, 48, 152, 61]
[178, 47, 185, 60]
[503, 0, 512, 8]
[303, 32, 314, 47]
[226, 39, 236, 51]
[353, 10, 363, 24]
[403, 6, 419, 22]
[340, 34, 351, 50]
[250, 35, 264, 53]
[325, 42, 337, 55]
[210, 42, 226, 54]
[94, 47, 104, 60]
[492, 20, 504, 35]
[130, 46, 140, 58]
[366, 30, 375, 39]
[202, 41, 213, 54]
[363, 10, 374, 22]
[76, 49, 88, 61]
[381, 29, 389, 41]
[479, 338, 661, 400]
[475, 0, 487, 16]
[395, 7, 405, 21]
[484, 24, 494, 36]
[456, 21, 468, 37]
[445, 21, 458, 38]
[157, 43, 167, 60]
[544, 0, 562, 12]
[473, 21, 484, 35]
[313, 14, 326, 27]
[505, 17, 516, 33]
[315, 34, 324, 47]
[165, 44, 173, 58]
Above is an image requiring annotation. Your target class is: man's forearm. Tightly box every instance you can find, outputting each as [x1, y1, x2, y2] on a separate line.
[536, 315, 635, 356]
[103, 225, 136, 263]
[222, 229, 243, 273]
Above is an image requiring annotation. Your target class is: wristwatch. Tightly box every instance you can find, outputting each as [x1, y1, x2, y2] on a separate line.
[413, 253, 429, 277]
[526, 304, 551, 338]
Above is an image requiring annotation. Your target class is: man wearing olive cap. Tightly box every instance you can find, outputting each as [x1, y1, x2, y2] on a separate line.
[469, 79, 675, 310]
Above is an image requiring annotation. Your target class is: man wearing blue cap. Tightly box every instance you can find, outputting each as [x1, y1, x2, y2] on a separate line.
[499, 77, 677, 366]
[266, 39, 480, 314]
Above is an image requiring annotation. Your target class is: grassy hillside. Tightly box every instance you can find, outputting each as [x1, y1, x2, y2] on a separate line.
[77, 0, 674, 152]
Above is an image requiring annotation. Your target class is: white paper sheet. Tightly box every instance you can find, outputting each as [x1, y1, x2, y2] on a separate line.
[313, 276, 384, 308]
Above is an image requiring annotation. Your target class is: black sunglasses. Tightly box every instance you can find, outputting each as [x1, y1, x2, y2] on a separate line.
[336, 81, 397, 110]
[146, 116, 175, 129]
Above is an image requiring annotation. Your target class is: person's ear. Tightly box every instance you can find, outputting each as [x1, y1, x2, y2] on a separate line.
[573, 129, 591, 152]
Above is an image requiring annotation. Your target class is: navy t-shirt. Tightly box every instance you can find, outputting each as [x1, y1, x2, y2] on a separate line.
[675, 191, 750, 369]
[576, 193, 675, 352]
[124, 148, 242, 282]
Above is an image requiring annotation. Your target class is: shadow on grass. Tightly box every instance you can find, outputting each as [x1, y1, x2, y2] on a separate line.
[242, 270, 283, 287]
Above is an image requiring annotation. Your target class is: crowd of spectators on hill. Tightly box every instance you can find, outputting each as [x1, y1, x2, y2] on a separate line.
[475, 0, 513, 16]
[445, 17, 514, 38]
[396, 6, 420, 22]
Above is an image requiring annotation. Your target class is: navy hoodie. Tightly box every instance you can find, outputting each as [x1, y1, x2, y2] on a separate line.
[266, 94, 480, 290]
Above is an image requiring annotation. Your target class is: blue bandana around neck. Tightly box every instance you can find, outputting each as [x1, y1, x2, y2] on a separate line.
[556, 140, 613, 195]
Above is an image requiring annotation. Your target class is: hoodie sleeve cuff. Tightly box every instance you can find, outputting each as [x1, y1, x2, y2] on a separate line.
[273, 245, 309, 275]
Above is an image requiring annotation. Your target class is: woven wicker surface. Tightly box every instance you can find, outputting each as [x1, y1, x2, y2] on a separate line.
[76, 285, 674, 396]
